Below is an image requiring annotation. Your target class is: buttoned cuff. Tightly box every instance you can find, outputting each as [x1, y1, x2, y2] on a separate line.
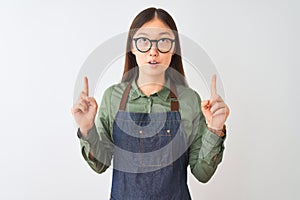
[77, 124, 99, 161]
[77, 124, 98, 142]
[199, 128, 226, 165]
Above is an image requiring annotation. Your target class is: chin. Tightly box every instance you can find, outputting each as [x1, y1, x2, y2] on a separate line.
[139, 64, 168, 77]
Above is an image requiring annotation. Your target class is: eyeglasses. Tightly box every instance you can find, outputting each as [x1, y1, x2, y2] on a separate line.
[132, 37, 175, 53]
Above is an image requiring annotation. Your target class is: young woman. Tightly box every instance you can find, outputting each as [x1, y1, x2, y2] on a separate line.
[72, 7, 230, 200]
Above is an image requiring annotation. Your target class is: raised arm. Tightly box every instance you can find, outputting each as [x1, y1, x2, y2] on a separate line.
[72, 77, 113, 173]
[189, 75, 229, 182]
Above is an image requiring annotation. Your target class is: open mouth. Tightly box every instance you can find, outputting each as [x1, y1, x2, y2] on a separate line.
[148, 61, 158, 65]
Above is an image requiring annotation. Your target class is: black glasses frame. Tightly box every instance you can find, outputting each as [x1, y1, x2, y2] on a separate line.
[132, 37, 176, 53]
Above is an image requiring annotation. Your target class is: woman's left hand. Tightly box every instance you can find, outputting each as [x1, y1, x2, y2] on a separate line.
[201, 74, 230, 130]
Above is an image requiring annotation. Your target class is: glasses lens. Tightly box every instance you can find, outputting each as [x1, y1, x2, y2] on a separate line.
[136, 38, 151, 52]
[157, 38, 173, 53]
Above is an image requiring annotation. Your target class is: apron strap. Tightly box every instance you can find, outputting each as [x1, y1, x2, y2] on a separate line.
[170, 80, 179, 111]
[119, 80, 133, 111]
[118, 80, 179, 111]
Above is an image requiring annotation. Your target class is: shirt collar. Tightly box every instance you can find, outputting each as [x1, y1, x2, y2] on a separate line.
[129, 78, 171, 101]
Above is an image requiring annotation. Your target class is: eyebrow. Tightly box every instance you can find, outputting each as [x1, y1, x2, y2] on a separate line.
[136, 31, 172, 37]
[159, 32, 172, 36]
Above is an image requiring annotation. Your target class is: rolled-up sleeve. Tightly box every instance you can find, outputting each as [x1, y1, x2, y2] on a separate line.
[77, 87, 114, 174]
[188, 92, 226, 183]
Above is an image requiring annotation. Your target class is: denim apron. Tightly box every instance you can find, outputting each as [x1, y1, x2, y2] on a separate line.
[110, 81, 191, 200]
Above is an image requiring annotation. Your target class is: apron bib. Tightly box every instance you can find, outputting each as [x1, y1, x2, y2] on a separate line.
[110, 81, 191, 200]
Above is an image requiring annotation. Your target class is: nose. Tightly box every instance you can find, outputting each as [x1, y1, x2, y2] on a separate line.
[149, 44, 158, 56]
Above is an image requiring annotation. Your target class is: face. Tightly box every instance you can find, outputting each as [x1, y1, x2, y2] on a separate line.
[131, 17, 176, 78]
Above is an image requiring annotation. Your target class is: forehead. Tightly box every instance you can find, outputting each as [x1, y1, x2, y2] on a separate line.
[134, 18, 175, 38]
[134, 27, 175, 38]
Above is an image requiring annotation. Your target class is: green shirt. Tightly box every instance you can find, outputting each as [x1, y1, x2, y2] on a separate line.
[78, 79, 226, 183]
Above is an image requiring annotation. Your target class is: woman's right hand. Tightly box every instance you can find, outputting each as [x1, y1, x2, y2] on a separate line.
[71, 76, 98, 137]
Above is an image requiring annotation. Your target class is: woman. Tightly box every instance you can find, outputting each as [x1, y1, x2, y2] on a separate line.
[72, 7, 230, 200]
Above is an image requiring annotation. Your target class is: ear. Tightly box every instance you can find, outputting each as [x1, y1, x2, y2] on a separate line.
[172, 44, 176, 55]
[130, 41, 137, 55]
[131, 48, 137, 56]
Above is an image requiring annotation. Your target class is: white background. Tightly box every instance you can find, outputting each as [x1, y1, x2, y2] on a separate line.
[1, 0, 299, 199]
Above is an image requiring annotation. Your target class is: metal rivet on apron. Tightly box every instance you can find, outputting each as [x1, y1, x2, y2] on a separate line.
[139, 130, 143, 134]
[167, 129, 170, 133]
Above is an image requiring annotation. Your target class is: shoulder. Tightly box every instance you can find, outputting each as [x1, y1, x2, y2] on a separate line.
[175, 84, 202, 116]
[176, 84, 202, 103]
[98, 82, 130, 117]
[100, 82, 132, 109]
[102, 82, 129, 99]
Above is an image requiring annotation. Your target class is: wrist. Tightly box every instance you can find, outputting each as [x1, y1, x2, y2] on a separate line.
[207, 124, 223, 131]
[207, 124, 226, 138]
[79, 124, 94, 138]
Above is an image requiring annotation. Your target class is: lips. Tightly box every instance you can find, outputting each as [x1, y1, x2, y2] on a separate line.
[148, 60, 159, 65]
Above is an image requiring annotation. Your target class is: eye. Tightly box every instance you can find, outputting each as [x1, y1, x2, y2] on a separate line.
[138, 37, 149, 43]
[136, 37, 150, 46]
[158, 38, 171, 44]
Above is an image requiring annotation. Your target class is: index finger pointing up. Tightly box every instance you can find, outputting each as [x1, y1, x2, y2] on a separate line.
[84, 76, 89, 97]
[211, 74, 217, 96]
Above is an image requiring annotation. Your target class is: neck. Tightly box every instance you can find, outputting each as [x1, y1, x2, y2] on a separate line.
[136, 73, 166, 96]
